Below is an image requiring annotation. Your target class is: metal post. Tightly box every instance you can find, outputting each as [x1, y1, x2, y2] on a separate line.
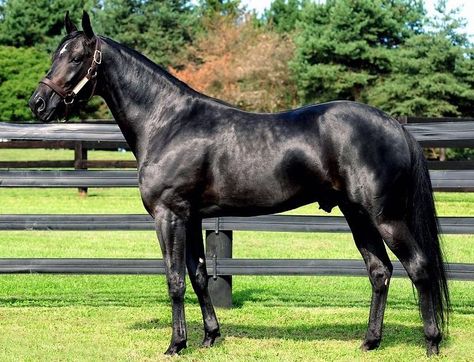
[74, 141, 88, 196]
[205, 229, 233, 308]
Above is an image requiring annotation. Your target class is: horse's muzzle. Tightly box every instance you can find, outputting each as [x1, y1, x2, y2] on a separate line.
[29, 88, 59, 123]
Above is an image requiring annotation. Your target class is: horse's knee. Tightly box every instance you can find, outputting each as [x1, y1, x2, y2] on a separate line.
[168, 272, 186, 300]
[369, 263, 392, 293]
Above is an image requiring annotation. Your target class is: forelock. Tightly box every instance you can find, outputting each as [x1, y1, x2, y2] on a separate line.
[52, 32, 84, 60]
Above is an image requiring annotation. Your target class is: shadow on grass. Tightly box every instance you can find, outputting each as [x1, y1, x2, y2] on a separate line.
[130, 317, 427, 349]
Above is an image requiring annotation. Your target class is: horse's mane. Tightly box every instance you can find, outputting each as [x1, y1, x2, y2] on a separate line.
[102, 35, 235, 108]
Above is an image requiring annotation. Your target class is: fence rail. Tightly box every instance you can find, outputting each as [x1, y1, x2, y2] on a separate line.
[0, 258, 472, 280]
[1, 214, 474, 234]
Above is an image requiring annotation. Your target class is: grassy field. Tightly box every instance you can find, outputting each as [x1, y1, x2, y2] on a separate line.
[0, 148, 473, 361]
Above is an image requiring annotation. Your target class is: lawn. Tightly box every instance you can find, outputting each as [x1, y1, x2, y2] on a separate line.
[0, 149, 473, 361]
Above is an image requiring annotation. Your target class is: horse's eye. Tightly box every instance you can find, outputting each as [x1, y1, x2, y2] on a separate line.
[71, 56, 83, 64]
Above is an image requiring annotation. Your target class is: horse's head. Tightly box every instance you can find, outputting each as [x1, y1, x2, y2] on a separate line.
[29, 11, 101, 122]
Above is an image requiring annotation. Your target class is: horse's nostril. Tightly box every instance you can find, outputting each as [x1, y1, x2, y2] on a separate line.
[35, 96, 46, 113]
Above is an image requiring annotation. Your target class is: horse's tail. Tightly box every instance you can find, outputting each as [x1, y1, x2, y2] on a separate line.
[403, 127, 450, 330]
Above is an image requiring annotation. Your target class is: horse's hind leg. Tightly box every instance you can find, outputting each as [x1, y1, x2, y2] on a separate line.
[185, 219, 221, 347]
[340, 203, 393, 351]
[376, 219, 441, 356]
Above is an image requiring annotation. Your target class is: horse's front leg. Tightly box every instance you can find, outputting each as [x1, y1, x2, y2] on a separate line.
[155, 206, 188, 355]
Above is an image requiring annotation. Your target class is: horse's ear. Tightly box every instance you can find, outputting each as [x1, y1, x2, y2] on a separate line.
[82, 10, 94, 39]
[64, 11, 78, 34]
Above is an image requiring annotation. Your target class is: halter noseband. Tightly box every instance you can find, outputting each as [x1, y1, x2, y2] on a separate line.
[39, 37, 102, 120]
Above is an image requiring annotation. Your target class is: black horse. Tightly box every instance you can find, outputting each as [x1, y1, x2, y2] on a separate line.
[29, 12, 449, 356]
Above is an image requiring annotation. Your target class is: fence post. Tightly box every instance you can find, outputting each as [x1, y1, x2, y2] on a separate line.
[205, 227, 233, 308]
[74, 141, 88, 196]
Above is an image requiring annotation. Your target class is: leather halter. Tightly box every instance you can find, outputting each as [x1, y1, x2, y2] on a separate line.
[39, 37, 102, 120]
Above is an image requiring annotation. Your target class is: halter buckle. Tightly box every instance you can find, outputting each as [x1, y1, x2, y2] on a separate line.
[64, 93, 75, 105]
[93, 50, 102, 64]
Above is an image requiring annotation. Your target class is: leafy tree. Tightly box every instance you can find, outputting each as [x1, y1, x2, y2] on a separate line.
[197, 0, 242, 18]
[98, 0, 198, 66]
[366, 1, 474, 117]
[291, 0, 426, 103]
[171, 14, 297, 112]
[264, 0, 308, 33]
[366, 32, 474, 117]
[0, 46, 49, 122]
[0, 0, 97, 52]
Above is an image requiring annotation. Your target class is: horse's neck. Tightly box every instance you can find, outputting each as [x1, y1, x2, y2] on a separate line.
[96, 38, 191, 158]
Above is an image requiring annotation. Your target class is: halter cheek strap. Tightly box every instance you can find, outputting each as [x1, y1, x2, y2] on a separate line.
[39, 37, 102, 120]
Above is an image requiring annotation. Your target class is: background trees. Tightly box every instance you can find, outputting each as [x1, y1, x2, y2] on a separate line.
[367, 2, 474, 117]
[0, 0, 97, 51]
[0, 0, 472, 123]
[292, 0, 424, 103]
[0, 46, 49, 122]
[170, 5, 297, 112]
[97, 0, 198, 67]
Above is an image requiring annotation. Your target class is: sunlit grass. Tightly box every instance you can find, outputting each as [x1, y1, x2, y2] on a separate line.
[0, 275, 472, 361]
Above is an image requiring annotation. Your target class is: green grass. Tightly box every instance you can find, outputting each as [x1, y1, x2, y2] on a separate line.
[0, 148, 473, 360]
[0, 275, 472, 361]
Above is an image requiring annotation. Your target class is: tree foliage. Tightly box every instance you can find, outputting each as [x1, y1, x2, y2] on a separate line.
[0, 0, 97, 52]
[0, 0, 472, 125]
[367, 1, 474, 117]
[264, 0, 308, 33]
[290, 0, 473, 119]
[0, 46, 49, 122]
[97, 0, 198, 66]
[171, 13, 297, 112]
[197, 0, 242, 18]
[291, 0, 427, 103]
[367, 31, 474, 117]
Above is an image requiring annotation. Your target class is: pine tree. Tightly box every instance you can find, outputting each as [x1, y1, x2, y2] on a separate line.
[0, 46, 49, 122]
[98, 0, 198, 66]
[264, 0, 308, 33]
[0, 0, 97, 51]
[291, 0, 426, 103]
[367, 1, 474, 116]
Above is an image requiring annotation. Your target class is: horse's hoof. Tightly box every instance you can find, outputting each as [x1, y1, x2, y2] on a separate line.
[164, 340, 187, 356]
[360, 338, 380, 351]
[201, 330, 221, 348]
[426, 342, 439, 357]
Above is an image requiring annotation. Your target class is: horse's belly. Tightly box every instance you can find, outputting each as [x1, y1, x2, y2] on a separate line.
[199, 166, 329, 217]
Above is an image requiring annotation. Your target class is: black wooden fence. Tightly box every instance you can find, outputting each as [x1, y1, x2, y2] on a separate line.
[0, 118, 473, 307]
